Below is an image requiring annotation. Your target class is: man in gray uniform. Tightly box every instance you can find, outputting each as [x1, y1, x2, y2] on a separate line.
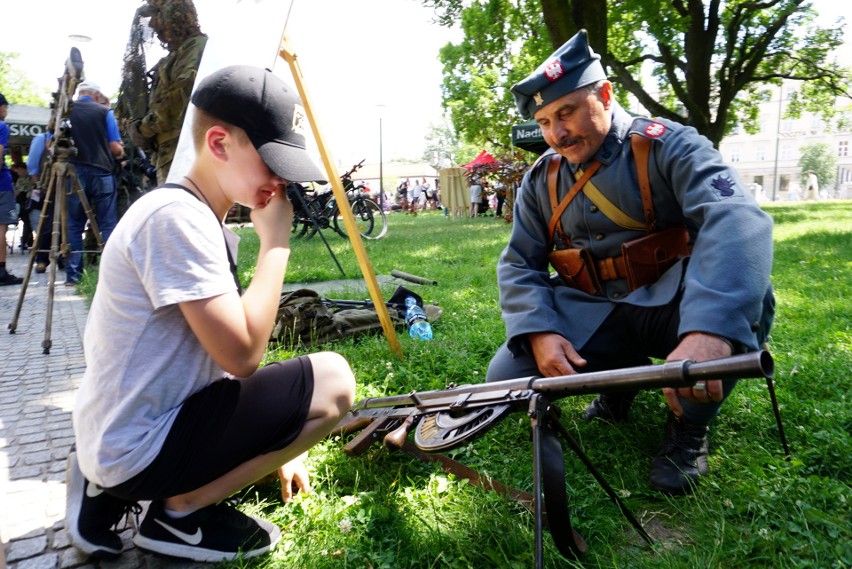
[486, 30, 774, 495]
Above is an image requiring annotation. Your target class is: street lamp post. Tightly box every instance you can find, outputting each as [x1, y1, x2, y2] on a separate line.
[379, 116, 384, 210]
[377, 104, 386, 210]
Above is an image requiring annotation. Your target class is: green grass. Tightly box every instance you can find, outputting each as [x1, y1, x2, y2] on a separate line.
[85, 203, 852, 568]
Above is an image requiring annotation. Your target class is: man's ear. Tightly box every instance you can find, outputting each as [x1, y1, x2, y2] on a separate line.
[205, 126, 230, 162]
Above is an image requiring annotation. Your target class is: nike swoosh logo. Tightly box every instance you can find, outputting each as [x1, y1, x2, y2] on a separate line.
[85, 482, 104, 498]
[154, 519, 203, 545]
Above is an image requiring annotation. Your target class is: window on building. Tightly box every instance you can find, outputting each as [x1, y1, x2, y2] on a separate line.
[781, 119, 794, 132]
[840, 140, 849, 157]
[730, 148, 740, 163]
[780, 144, 794, 161]
[810, 115, 823, 131]
[755, 146, 766, 161]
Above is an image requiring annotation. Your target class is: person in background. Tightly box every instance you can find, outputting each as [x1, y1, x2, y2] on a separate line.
[127, 0, 207, 184]
[468, 177, 483, 218]
[25, 131, 52, 273]
[12, 163, 33, 250]
[486, 30, 774, 495]
[66, 80, 125, 286]
[0, 93, 23, 285]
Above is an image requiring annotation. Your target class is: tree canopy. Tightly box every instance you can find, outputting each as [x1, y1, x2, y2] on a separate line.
[798, 142, 836, 188]
[424, 0, 851, 149]
[0, 52, 50, 106]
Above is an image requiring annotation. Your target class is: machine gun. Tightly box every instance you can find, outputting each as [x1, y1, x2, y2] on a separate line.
[335, 351, 778, 567]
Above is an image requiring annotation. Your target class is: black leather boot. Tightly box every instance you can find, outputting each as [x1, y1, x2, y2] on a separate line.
[649, 413, 709, 495]
[582, 392, 637, 423]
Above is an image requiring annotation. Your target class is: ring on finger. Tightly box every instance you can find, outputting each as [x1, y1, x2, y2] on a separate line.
[693, 382, 706, 392]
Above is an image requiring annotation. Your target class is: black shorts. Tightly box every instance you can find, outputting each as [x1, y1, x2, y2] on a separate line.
[107, 356, 314, 501]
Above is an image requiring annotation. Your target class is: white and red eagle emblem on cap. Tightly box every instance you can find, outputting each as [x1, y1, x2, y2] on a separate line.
[544, 60, 564, 82]
[645, 122, 666, 138]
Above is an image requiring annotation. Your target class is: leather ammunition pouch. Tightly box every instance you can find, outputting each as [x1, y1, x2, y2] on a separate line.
[549, 227, 690, 295]
[548, 248, 603, 296]
[620, 226, 691, 290]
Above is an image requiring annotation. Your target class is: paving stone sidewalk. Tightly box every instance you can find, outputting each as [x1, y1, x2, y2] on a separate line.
[0, 232, 422, 569]
[0, 249, 205, 569]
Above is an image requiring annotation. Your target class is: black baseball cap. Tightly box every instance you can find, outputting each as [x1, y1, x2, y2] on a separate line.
[191, 65, 327, 184]
[0, 93, 8, 106]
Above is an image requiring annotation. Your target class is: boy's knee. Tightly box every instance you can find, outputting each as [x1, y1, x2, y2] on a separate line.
[310, 351, 356, 412]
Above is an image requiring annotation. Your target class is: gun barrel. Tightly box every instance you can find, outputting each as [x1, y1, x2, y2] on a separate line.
[533, 351, 773, 394]
[352, 351, 773, 412]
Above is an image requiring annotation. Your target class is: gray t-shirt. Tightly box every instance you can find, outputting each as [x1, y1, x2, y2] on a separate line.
[73, 188, 238, 488]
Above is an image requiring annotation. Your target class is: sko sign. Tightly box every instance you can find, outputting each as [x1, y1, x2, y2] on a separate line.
[9, 123, 47, 137]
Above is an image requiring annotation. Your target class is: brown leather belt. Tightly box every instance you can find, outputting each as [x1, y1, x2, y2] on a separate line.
[596, 256, 628, 281]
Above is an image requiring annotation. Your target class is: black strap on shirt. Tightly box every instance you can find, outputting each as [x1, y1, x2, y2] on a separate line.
[164, 183, 242, 294]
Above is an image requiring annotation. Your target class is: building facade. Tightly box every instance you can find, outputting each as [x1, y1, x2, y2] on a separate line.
[718, 82, 852, 201]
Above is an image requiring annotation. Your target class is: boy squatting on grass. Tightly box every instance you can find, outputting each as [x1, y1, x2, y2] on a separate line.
[65, 65, 356, 562]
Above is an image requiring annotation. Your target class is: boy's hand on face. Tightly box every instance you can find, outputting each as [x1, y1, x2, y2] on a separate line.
[250, 188, 293, 248]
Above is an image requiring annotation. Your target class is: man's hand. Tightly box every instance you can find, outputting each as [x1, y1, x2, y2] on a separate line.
[663, 332, 733, 416]
[528, 332, 587, 377]
[127, 119, 153, 150]
[277, 452, 311, 503]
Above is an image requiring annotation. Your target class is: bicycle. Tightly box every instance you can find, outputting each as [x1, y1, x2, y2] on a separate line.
[332, 160, 388, 240]
[289, 160, 388, 240]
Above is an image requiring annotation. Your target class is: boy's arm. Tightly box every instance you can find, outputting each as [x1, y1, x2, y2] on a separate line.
[180, 194, 292, 377]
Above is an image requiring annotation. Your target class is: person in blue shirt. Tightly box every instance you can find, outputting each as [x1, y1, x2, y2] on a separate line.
[66, 81, 125, 285]
[0, 93, 24, 285]
[25, 131, 52, 272]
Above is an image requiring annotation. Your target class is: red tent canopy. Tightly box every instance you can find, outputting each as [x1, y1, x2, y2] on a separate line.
[461, 150, 497, 170]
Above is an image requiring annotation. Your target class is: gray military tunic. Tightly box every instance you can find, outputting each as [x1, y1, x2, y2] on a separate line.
[498, 102, 774, 358]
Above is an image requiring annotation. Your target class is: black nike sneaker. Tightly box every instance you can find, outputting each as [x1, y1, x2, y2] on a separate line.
[132, 499, 281, 562]
[65, 449, 136, 559]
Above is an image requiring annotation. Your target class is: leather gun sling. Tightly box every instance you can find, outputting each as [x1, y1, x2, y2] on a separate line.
[540, 424, 589, 558]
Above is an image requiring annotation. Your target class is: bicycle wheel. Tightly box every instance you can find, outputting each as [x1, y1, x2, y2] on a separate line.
[334, 197, 388, 240]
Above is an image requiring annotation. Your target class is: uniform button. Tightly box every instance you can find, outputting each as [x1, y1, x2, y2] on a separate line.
[595, 233, 604, 240]
[751, 322, 760, 332]
[589, 205, 599, 213]
[612, 292, 621, 299]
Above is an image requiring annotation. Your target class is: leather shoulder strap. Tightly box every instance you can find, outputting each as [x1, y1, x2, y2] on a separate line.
[630, 134, 655, 230]
[547, 156, 601, 249]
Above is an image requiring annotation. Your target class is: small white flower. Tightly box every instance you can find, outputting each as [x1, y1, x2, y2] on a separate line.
[758, 527, 771, 540]
[619, 489, 631, 498]
[338, 519, 353, 533]
[473, 370, 480, 375]
[724, 498, 734, 509]
[386, 361, 393, 369]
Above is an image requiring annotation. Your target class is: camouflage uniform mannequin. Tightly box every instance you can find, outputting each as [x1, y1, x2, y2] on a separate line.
[128, 0, 207, 184]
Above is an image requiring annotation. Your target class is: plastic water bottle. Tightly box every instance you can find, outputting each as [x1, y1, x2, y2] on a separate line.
[404, 296, 433, 340]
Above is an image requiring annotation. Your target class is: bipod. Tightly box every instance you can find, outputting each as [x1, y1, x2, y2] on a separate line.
[8, 139, 103, 354]
[289, 185, 345, 277]
[528, 394, 653, 567]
